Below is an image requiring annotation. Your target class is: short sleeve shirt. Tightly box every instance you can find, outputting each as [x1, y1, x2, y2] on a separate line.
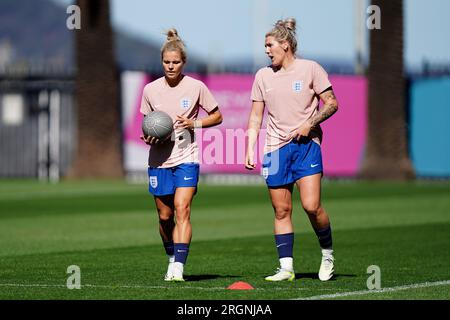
[140, 75, 218, 168]
[251, 59, 332, 153]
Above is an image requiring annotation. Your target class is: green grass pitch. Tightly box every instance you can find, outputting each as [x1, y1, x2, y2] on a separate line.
[0, 179, 449, 300]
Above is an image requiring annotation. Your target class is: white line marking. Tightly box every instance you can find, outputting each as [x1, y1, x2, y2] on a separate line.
[10, 280, 448, 296]
[0, 283, 342, 292]
[0, 283, 226, 291]
[294, 280, 450, 300]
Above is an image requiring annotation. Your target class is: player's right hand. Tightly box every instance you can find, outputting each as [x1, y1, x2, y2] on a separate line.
[245, 151, 256, 170]
[140, 135, 160, 146]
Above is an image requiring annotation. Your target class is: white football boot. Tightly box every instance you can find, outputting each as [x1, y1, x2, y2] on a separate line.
[171, 262, 185, 282]
[318, 253, 335, 281]
[265, 268, 295, 282]
[164, 262, 174, 281]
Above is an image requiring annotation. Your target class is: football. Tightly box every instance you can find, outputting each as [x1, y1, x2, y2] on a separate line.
[142, 110, 174, 140]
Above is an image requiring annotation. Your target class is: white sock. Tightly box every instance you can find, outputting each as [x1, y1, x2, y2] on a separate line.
[322, 249, 334, 257]
[173, 262, 184, 273]
[279, 257, 294, 272]
[168, 255, 175, 263]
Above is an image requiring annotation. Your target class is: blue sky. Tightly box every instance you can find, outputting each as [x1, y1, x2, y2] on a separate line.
[58, 0, 450, 69]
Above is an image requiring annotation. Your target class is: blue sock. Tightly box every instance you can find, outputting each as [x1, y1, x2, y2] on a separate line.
[315, 225, 333, 249]
[174, 243, 190, 264]
[275, 233, 294, 258]
[163, 240, 174, 256]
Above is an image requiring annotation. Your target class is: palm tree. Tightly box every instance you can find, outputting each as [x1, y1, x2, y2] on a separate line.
[68, 0, 123, 178]
[359, 0, 415, 180]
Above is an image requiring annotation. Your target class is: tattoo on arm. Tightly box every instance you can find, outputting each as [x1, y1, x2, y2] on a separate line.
[309, 90, 338, 127]
[325, 89, 336, 98]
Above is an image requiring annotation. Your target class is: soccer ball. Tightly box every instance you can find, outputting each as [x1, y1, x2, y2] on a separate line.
[142, 110, 173, 140]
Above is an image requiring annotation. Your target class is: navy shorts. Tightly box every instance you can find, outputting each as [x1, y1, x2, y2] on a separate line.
[148, 163, 199, 196]
[262, 137, 323, 187]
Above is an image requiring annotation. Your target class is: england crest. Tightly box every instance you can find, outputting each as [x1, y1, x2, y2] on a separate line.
[292, 80, 303, 93]
[149, 176, 158, 188]
[262, 167, 269, 179]
[180, 98, 191, 110]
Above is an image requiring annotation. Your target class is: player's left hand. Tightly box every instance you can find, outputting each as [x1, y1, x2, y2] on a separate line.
[175, 115, 194, 129]
[140, 134, 160, 145]
[291, 121, 312, 141]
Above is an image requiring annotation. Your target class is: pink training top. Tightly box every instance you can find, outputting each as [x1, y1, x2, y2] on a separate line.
[140, 75, 219, 168]
[251, 59, 332, 154]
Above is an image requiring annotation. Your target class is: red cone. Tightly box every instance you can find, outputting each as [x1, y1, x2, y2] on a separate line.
[227, 281, 255, 290]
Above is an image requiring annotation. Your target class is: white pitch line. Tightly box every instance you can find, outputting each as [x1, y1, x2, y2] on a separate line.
[0, 283, 343, 292]
[295, 280, 450, 300]
[0, 283, 225, 291]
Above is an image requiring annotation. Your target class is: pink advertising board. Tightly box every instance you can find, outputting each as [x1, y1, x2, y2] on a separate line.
[321, 75, 367, 176]
[122, 72, 367, 177]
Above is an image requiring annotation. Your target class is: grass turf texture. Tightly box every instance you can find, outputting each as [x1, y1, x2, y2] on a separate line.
[0, 180, 449, 300]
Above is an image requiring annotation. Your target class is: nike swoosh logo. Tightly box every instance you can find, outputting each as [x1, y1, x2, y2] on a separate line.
[311, 164, 320, 168]
[276, 243, 287, 248]
[177, 250, 187, 253]
[265, 88, 274, 93]
[184, 177, 193, 181]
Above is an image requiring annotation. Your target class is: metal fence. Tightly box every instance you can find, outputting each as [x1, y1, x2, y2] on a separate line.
[0, 73, 75, 180]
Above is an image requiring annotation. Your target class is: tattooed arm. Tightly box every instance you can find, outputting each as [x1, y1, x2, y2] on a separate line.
[309, 88, 339, 127]
[291, 87, 339, 140]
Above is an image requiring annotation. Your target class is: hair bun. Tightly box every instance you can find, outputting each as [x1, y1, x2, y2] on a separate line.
[276, 18, 296, 34]
[166, 28, 180, 42]
[284, 18, 296, 33]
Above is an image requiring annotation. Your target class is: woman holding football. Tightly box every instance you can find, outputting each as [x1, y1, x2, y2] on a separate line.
[140, 29, 222, 281]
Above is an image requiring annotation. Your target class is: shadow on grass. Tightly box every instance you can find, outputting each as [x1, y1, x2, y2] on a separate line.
[184, 274, 241, 282]
[295, 273, 357, 280]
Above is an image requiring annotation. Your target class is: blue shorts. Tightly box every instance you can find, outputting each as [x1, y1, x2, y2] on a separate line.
[147, 163, 199, 196]
[262, 137, 323, 187]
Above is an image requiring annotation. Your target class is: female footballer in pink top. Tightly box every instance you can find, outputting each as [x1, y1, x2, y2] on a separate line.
[245, 18, 339, 282]
[140, 29, 223, 281]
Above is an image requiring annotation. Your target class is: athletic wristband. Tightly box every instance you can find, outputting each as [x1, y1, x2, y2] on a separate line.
[193, 120, 202, 129]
